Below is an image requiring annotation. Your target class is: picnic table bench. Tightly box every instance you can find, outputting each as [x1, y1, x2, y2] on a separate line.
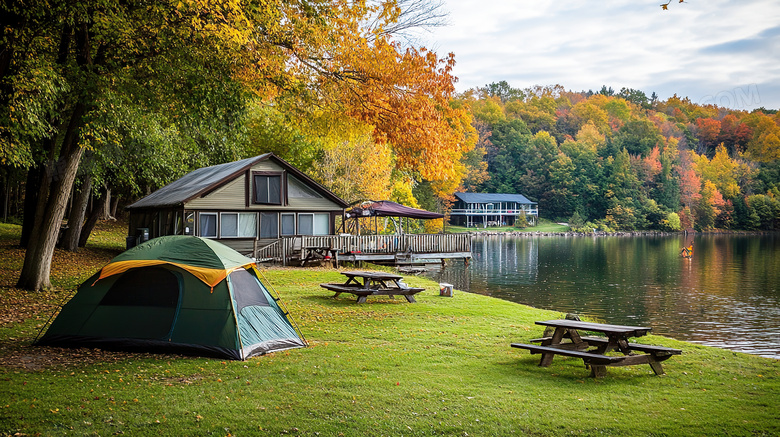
[320, 271, 425, 303]
[300, 246, 338, 267]
[512, 319, 682, 377]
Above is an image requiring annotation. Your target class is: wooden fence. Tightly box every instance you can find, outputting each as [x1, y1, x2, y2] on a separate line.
[254, 233, 472, 265]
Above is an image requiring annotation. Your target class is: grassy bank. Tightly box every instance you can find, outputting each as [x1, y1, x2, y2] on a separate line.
[1, 223, 779, 436]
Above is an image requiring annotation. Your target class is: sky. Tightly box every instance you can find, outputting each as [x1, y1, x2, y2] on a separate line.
[425, 0, 780, 111]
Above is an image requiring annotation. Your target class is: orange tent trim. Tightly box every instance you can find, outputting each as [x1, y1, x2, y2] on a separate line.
[95, 260, 256, 291]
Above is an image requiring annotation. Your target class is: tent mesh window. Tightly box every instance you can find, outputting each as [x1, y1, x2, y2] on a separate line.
[87, 267, 181, 339]
[100, 267, 179, 307]
[230, 268, 270, 313]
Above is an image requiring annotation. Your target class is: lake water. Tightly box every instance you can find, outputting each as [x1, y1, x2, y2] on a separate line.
[424, 234, 780, 359]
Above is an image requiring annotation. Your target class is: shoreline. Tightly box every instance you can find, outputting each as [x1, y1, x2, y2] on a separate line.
[458, 229, 776, 237]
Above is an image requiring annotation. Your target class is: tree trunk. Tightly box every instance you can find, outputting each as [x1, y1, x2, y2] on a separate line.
[16, 91, 86, 290]
[101, 188, 112, 220]
[59, 175, 92, 251]
[78, 187, 106, 248]
[20, 166, 44, 247]
[16, 146, 84, 290]
[110, 194, 120, 219]
[1, 170, 8, 222]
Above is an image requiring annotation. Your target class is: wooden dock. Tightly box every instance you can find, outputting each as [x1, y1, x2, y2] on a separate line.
[254, 234, 471, 266]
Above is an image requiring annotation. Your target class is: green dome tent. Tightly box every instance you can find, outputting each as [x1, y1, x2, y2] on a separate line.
[36, 236, 306, 359]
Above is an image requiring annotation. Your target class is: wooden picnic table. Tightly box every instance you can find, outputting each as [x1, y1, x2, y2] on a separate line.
[301, 246, 338, 267]
[511, 319, 681, 377]
[320, 270, 425, 303]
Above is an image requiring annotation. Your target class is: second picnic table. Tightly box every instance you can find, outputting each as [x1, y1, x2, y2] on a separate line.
[320, 271, 425, 303]
[511, 319, 682, 377]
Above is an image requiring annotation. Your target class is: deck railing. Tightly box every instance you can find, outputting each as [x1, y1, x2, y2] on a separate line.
[450, 208, 539, 216]
[254, 233, 472, 264]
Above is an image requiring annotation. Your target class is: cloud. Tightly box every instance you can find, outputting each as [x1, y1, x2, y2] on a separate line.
[429, 0, 780, 109]
[700, 25, 780, 55]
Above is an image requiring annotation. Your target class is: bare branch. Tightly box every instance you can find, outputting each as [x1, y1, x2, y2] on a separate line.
[366, 0, 450, 46]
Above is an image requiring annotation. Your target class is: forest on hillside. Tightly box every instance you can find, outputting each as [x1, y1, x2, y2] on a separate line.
[457, 83, 780, 232]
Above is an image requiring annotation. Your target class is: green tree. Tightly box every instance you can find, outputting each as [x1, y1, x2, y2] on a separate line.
[617, 87, 650, 109]
[745, 194, 780, 230]
[483, 118, 532, 194]
[481, 81, 525, 103]
[547, 153, 577, 218]
[660, 212, 682, 231]
[604, 202, 637, 231]
[568, 211, 585, 229]
[614, 119, 664, 157]
[4, 0, 260, 290]
[607, 148, 641, 204]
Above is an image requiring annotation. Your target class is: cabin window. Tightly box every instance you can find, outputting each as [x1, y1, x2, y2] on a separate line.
[281, 213, 296, 236]
[253, 173, 283, 205]
[221, 212, 257, 238]
[183, 212, 195, 235]
[199, 213, 217, 238]
[259, 212, 279, 238]
[298, 213, 329, 236]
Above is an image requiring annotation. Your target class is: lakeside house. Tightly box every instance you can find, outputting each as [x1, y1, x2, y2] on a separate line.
[449, 192, 538, 227]
[126, 153, 349, 255]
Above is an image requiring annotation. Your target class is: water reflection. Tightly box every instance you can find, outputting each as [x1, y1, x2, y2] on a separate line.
[425, 234, 780, 359]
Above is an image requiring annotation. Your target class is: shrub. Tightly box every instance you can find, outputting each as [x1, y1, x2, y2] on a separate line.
[660, 212, 682, 231]
[514, 212, 529, 229]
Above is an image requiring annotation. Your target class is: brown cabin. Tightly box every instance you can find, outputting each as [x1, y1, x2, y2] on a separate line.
[126, 153, 349, 255]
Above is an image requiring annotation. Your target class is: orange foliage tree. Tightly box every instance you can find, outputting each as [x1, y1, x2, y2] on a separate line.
[240, 0, 477, 199]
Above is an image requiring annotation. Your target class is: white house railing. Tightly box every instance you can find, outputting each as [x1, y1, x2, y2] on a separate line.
[450, 208, 538, 216]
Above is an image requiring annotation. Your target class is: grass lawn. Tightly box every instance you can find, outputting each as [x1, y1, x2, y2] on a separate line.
[1, 222, 779, 436]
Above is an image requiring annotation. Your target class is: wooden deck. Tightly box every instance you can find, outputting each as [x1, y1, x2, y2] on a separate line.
[253, 234, 472, 266]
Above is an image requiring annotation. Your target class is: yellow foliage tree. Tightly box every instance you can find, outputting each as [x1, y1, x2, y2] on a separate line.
[571, 101, 610, 136]
[308, 117, 394, 204]
[691, 145, 757, 199]
[745, 113, 780, 163]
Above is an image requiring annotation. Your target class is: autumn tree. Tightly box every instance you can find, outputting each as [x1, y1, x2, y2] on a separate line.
[691, 145, 758, 200]
[3, 0, 262, 290]
[307, 116, 395, 204]
[505, 95, 558, 135]
[4, 0, 474, 290]
[300, 2, 477, 197]
[718, 114, 752, 153]
[695, 180, 724, 230]
[695, 118, 722, 156]
[743, 112, 780, 163]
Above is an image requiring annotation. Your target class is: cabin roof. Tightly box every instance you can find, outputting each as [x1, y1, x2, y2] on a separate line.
[454, 192, 536, 205]
[127, 153, 349, 210]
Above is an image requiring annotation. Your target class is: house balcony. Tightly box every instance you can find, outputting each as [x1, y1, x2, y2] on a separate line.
[449, 208, 539, 216]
